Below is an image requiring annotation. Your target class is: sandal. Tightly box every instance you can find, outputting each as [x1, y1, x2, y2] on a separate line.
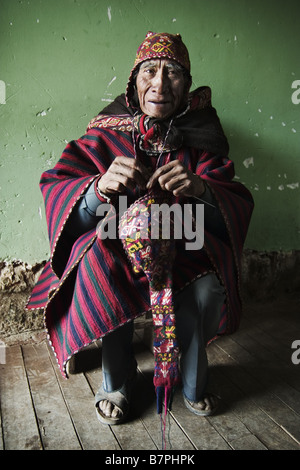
[95, 366, 137, 425]
[183, 392, 219, 417]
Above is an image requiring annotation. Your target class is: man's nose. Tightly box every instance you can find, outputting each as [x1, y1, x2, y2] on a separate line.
[151, 70, 169, 94]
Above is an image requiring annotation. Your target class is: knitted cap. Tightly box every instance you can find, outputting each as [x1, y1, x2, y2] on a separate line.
[126, 31, 191, 107]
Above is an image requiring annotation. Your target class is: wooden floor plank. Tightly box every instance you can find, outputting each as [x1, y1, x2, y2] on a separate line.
[241, 316, 293, 364]
[207, 341, 300, 449]
[240, 310, 300, 395]
[135, 331, 267, 451]
[84, 361, 159, 450]
[243, 299, 300, 351]
[168, 357, 267, 451]
[228, 433, 267, 451]
[170, 393, 232, 450]
[206, 352, 294, 450]
[85, 339, 196, 451]
[133, 334, 231, 450]
[230, 327, 300, 413]
[131, 372, 195, 451]
[22, 342, 81, 450]
[0, 345, 42, 450]
[47, 343, 120, 450]
[214, 333, 300, 445]
[239, 311, 299, 368]
[1, 295, 299, 451]
[206, 409, 267, 450]
[135, 330, 267, 451]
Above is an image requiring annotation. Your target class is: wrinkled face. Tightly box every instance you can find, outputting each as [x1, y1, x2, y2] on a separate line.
[136, 59, 189, 119]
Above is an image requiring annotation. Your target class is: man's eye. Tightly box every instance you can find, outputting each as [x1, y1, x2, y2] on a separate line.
[167, 68, 180, 77]
[144, 67, 155, 74]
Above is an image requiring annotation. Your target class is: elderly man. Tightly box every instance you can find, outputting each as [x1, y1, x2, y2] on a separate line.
[27, 32, 253, 425]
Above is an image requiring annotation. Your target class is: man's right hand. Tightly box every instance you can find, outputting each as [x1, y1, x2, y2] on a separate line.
[97, 156, 152, 196]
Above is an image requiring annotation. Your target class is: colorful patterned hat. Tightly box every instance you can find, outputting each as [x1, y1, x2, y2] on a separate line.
[126, 31, 191, 107]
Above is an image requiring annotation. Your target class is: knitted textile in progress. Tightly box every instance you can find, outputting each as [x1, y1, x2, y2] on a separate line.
[119, 190, 180, 414]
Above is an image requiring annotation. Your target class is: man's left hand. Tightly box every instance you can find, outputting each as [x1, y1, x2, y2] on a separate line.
[146, 160, 205, 198]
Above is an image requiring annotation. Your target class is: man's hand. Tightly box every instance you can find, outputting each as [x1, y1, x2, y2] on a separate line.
[97, 156, 152, 196]
[146, 160, 205, 198]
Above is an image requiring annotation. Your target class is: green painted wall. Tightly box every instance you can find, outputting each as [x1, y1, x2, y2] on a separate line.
[1, 0, 299, 262]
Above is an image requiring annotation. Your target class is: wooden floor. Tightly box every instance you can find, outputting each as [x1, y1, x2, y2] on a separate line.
[1, 296, 300, 451]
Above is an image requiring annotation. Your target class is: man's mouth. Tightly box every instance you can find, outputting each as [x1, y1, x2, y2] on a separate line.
[150, 100, 169, 105]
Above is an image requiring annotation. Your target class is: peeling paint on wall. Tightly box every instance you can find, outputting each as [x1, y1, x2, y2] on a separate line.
[286, 182, 299, 190]
[36, 108, 52, 117]
[243, 157, 254, 169]
[107, 6, 112, 22]
[102, 75, 117, 102]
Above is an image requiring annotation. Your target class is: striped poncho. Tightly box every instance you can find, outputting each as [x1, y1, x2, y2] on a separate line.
[27, 93, 254, 378]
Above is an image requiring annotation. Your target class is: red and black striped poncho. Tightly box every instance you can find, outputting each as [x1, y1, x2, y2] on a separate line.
[27, 90, 254, 378]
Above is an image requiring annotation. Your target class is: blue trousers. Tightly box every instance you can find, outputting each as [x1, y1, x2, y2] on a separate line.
[102, 273, 225, 402]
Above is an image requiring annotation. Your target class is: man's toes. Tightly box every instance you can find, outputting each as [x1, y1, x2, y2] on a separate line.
[111, 405, 121, 419]
[203, 395, 218, 410]
[197, 400, 206, 410]
[99, 399, 121, 418]
[99, 399, 108, 415]
[203, 397, 213, 410]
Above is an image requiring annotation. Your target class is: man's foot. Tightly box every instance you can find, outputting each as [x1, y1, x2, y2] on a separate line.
[95, 364, 137, 425]
[183, 393, 219, 416]
[95, 386, 129, 425]
[98, 399, 122, 420]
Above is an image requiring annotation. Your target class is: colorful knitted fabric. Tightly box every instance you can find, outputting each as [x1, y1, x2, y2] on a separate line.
[119, 189, 180, 413]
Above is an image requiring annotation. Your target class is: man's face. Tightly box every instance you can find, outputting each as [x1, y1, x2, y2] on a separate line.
[136, 59, 189, 119]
